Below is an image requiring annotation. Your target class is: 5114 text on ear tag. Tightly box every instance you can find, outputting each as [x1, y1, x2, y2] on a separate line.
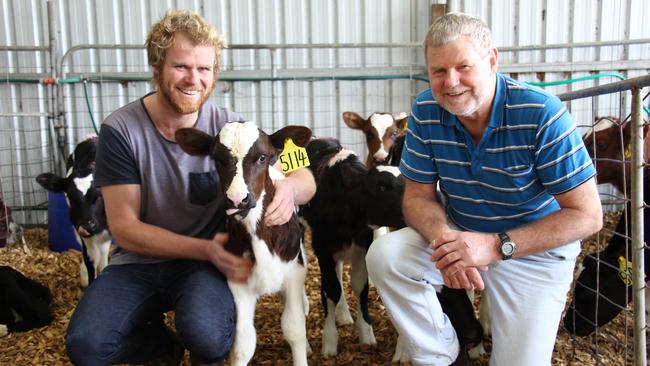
[279, 138, 310, 173]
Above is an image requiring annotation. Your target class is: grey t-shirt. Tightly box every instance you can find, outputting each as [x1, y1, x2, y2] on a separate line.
[95, 94, 243, 265]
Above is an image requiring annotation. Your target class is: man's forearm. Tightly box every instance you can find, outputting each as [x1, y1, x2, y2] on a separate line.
[403, 196, 450, 244]
[285, 167, 316, 205]
[504, 178, 603, 258]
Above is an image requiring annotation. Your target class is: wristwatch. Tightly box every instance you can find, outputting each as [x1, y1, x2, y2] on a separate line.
[498, 232, 517, 260]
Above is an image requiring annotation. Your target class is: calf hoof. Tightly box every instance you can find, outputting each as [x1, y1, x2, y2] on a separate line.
[0, 324, 8, 337]
[335, 305, 354, 325]
[467, 342, 486, 360]
[391, 335, 410, 363]
[356, 321, 377, 345]
[321, 342, 338, 358]
[79, 264, 89, 288]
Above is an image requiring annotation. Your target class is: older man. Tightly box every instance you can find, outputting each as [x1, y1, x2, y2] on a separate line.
[367, 12, 602, 366]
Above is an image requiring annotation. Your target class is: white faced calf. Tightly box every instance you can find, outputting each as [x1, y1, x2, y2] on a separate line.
[176, 121, 312, 366]
[36, 137, 111, 288]
[342, 111, 408, 169]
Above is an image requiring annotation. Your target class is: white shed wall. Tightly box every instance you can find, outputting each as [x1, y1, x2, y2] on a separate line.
[1, 0, 649, 224]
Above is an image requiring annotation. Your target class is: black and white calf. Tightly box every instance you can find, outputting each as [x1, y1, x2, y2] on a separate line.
[36, 136, 111, 287]
[564, 171, 649, 336]
[0, 266, 53, 337]
[176, 122, 312, 366]
[298, 137, 405, 357]
[344, 112, 487, 361]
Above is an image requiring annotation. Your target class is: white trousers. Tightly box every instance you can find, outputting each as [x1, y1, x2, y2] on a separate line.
[366, 226, 579, 366]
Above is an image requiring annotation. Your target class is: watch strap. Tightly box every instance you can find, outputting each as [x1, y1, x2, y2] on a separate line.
[498, 232, 515, 260]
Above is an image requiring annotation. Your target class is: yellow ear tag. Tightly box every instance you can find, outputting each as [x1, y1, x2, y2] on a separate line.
[624, 144, 632, 159]
[279, 138, 310, 174]
[617, 255, 633, 286]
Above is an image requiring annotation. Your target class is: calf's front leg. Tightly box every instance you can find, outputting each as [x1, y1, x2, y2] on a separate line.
[228, 283, 258, 366]
[349, 245, 376, 345]
[281, 264, 309, 366]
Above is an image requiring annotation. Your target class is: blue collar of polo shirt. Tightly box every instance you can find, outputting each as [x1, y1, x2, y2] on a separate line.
[490, 73, 506, 129]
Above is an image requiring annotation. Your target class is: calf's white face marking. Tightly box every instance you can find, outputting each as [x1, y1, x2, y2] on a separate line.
[370, 114, 393, 139]
[218, 122, 261, 208]
[73, 175, 94, 196]
[370, 114, 394, 160]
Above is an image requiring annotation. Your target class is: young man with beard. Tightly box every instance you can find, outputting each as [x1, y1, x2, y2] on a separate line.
[65, 10, 315, 366]
[366, 12, 603, 366]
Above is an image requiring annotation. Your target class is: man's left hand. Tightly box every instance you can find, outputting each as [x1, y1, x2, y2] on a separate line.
[441, 267, 485, 291]
[430, 231, 496, 289]
[265, 178, 296, 226]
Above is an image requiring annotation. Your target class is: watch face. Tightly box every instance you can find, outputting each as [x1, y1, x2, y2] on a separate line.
[502, 242, 515, 256]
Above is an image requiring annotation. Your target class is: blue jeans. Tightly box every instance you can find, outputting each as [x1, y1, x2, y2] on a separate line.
[65, 260, 235, 365]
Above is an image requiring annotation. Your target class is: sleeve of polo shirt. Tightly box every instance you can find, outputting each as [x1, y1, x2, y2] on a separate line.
[399, 95, 439, 184]
[534, 97, 596, 195]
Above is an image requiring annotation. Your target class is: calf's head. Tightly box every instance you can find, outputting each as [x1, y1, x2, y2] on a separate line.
[36, 137, 105, 237]
[564, 245, 632, 336]
[582, 116, 650, 193]
[364, 166, 405, 228]
[343, 111, 408, 169]
[176, 122, 312, 220]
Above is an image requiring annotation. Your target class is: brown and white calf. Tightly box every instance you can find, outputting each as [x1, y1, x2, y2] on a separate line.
[564, 116, 650, 336]
[176, 121, 312, 366]
[581, 115, 650, 195]
[342, 111, 408, 170]
[36, 136, 111, 287]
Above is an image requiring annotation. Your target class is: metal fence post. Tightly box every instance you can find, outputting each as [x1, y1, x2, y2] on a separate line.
[630, 86, 647, 366]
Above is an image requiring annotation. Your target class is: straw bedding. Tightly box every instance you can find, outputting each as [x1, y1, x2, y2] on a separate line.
[0, 213, 640, 365]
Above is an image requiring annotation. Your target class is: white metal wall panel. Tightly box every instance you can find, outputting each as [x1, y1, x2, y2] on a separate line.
[1, 0, 649, 225]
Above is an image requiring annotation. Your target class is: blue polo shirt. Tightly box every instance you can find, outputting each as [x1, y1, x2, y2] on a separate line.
[400, 73, 595, 234]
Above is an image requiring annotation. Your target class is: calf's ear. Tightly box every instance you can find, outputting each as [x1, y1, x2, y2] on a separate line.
[269, 126, 312, 149]
[342, 111, 368, 130]
[395, 114, 409, 131]
[175, 128, 214, 156]
[35, 173, 67, 192]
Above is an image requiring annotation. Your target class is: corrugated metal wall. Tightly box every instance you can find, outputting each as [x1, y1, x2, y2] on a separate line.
[1, 0, 649, 225]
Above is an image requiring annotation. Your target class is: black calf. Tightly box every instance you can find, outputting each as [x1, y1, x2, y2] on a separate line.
[0, 266, 53, 336]
[299, 137, 405, 357]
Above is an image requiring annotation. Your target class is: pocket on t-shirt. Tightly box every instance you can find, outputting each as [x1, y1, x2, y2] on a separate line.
[189, 170, 220, 205]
